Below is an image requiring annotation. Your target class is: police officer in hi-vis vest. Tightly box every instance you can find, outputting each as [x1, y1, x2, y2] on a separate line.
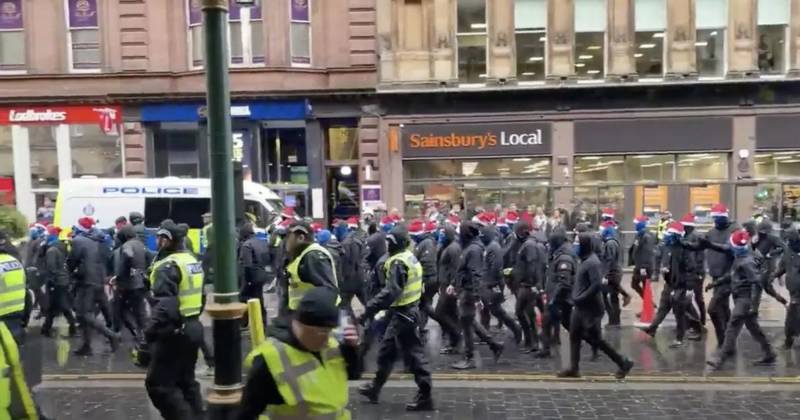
[237, 287, 362, 420]
[357, 224, 434, 412]
[144, 220, 205, 419]
[0, 229, 39, 419]
[283, 221, 339, 312]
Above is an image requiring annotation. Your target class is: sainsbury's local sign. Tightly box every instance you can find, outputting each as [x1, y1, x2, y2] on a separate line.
[401, 122, 552, 158]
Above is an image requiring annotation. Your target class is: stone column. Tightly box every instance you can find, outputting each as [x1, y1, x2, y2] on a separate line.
[432, 0, 457, 84]
[546, 0, 575, 82]
[487, 0, 515, 84]
[607, 0, 636, 81]
[732, 116, 756, 223]
[123, 122, 147, 177]
[665, 0, 697, 79]
[788, 0, 800, 76]
[727, 0, 758, 78]
[552, 121, 574, 208]
[377, 0, 397, 84]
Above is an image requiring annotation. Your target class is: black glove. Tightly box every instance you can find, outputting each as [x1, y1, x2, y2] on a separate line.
[704, 283, 714, 292]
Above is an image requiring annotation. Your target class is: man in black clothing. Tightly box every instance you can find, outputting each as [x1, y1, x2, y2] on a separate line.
[340, 217, 368, 314]
[238, 222, 270, 328]
[358, 225, 434, 411]
[112, 224, 150, 342]
[509, 221, 546, 352]
[705, 203, 739, 348]
[479, 223, 522, 343]
[450, 221, 504, 369]
[559, 232, 634, 379]
[775, 226, 800, 349]
[237, 287, 361, 420]
[706, 229, 776, 371]
[751, 220, 788, 305]
[680, 213, 707, 332]
[40, 226, 77, 337]
[600, 221, 630, 327]
[435, 226, 463, 354]
[536, 226, 575, 359]
[630, 215, 657, 300]
[410, 220, 439, 337]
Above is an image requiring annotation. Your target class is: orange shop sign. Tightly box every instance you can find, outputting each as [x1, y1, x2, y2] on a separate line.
[401, 122, 551, 158]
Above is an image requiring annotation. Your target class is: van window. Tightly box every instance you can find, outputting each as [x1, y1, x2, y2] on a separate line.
[144, 198, 210, 229]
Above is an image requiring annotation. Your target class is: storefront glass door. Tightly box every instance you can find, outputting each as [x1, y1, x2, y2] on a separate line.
[462, 180, 550, 219]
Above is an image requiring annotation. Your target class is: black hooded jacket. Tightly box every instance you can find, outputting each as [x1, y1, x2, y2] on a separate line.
[512, 233, 546, 289]
[775, 229, 800, 299]
[341, 230, 367, 294]
[322, 237, 345, 289]
[480, 226, 504, 288]
[705, 219, 739, 278]
[601, 230, 622, 277]
[414, 234, 438, 284]
[753, 220, 785, 276]
[572, 233, 605, 316]
[238, 225, 270, 287]
[114, 225, 150, 290]
[659, 241, 692, 290]
[67, 229, 111, 287]
[456, 230, 485, 298]
[437, 227, 461, 288]
[44, 240, 70, 287]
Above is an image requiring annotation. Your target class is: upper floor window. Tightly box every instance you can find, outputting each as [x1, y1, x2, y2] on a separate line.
[758, 0, 789, 75]
[695, 0, 727, 78]
[634, 0, 665, 78]
[188, 0, 265, 68]
[66, 0, 101, 72]
[290, 0, 311, 66]
[574, 0, 606, 80]
[515, 0, 546, 82]
[457, 0, 487, 83]
[0, 0, 25, 72]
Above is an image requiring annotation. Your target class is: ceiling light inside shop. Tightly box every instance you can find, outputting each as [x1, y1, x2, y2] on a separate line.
[513, 158, 532, 162]
[521, 72, 536, 76]
[575, 63, 586, 68]
[462, 162, 479, 176]
[710, 31, 718, 36]
[587, 45, 601, 50]
[587, 69, 600, 74]
[471, 23, 487, 29]
[479, 74, 487, 78]
[632, 155, 655, 159]
[579, 156, 602, 160]
[340, 166, 352, 176]
[539, 37, 547, 42]
[639, 43, 656, 49]
[578, 55, 593, 60]
[604, 160, 624, 165]
[528, 56, 544, 62]
[497, 167, 511, 172]
[652, 33, 665, 38]
[774, 151, 796, 155]
[773, 156, 794, 160]
[781, 159, 800, 163]
[695, 41, 708, 47]
[634, 53, 644, 58]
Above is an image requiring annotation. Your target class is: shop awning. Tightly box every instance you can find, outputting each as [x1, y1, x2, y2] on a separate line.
[139, 100, 310, 122]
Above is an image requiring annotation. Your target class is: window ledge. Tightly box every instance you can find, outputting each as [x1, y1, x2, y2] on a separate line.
[69, 68, 102, 74]
[0, 70, 27, 76]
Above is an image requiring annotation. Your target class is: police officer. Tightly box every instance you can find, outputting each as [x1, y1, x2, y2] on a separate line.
[22, 223, 47, 321]
[145, 220, 205, 419]
[775, 226, 800, 349]
[559, 232, 635, 379]
[284, 221, 338, 312]
[600, 221, 630, 327]
[450, 221, 504, 369]
[68, 217, 119, 356]
[237, 287, 361, 420]
[656, 211, 673, 242]
[706, 229, 776, 370]
[752, 219, 788, 305]
[341, 217, 368, 314]
[479, 222, 522, 343]
[630, 215, 657, 301]
[509, 221, 546, 353]
[536, 226, 575, 359]
[705, 203, 739, 348]
[41, 226, 77, 338]
[358, 224, 433, 411]
[639, 222, 692, 348]
[409, 219, 438, 337]
[435, 225, 463, 354]
[0, 313, 39, 419]
[238, 222, 270, 328]
[112, 224, 150, 342]
[269, 219, 290, 313]
[0, 230, 27, 344]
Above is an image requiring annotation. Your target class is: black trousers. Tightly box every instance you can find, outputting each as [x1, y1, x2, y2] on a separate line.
[542, 289, 572, 353]
[708, 279, 732, 347]
[146, 318, 204, 420]
[649, 284, 688, 341]
[786, 300, 800, 345]
[372, 308, 432, 396]
[693, 274, 707, 325]
[567, 309, 627, 373]
[717, 297, 773, 363]
[418, 278, 437, 331]
[603, 271, 627, 325]
[479, 285, 520, 337]
[631, 267, 651, 298]
[113, 288, 147, 341]
[433, 285, 461, 348]
[42, 285, 76, 333]
[240, 281, 265, 328]
[458, 293, 500, 359]
[74, 284, 116, 350]
[515, 286, 540, 348]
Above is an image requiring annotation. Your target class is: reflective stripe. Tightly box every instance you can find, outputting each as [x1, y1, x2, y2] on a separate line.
[286, 244, 339, 311]
[273, 340, 317, 416]
[384, 250, 423, 307]
[0, 254, 26, 317]
[149, 252, 204, 317]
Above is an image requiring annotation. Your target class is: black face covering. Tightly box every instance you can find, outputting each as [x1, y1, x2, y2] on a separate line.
[479, 225, 496, 246]
[757, 220, 772, 236]
[743, 221, 757, 237]
[577, 232, 594, 259]
[387, 225, 410, 255]
[460, 221, 479, 245]
[549, 226, 568, 251]
[684, 225, 695, 236]
[514, 221, 531, 241]
[786, 228, 800, 253]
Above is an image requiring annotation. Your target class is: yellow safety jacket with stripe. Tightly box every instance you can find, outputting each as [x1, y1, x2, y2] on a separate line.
[286, 243, 339, 311]
[383, 250, 423, 307]
[0, 321, 38, 420]
[253, 337, 349, 420]
[149, 252, 204, 317]
[0, 254, 25, 318]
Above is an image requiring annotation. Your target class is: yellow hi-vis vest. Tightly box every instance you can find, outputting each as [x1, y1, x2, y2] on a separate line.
[383, 250, 423, 307]
[149, 252, 204, 317]
[656, 219, 669, 241]
[286, 243, 339, 311]
[253, 337, 349, 420]
[0, 321, 38, 419]
[0, 254, 25, 318]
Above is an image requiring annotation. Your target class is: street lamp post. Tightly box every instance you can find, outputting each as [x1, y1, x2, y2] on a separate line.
[201, 1, 247, 419]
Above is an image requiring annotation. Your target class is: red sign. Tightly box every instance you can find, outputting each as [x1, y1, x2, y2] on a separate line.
[0, 106, 122, 134]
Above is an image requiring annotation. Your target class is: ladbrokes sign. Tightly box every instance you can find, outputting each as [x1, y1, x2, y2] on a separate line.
[402, 122, 551, 158]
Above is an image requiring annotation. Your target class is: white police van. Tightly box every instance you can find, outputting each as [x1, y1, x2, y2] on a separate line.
[53, 177, 283, 251]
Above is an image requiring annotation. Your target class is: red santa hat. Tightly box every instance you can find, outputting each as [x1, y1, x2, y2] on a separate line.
[680, 213, 696, 227]
[390, 213, 403, 223]
[666, 221, 685, 236]
[505, 211, 519, 225]
[76, 217, 96, 232]
[310, 222, 324, 234]
[346, 216, 359, 229]
[600, 220, 616, 230]
[408, 219, 425, 236]
[281, 207, 296, 219]
[601, 207, 615, 219]
[473, 212, 495, 227]
[380, 216, 395, 227]
[634, 215, 649, 224]
[47, 225, 62, 236]
[496, 217, 508, 229]
[425, 220, 438, 234]
[445, 214, 461, 227]
[710, 203, 729, 218]
[730, 229, 751, 248]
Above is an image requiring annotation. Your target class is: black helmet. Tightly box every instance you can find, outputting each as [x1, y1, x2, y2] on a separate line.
[156, 219, 188, 241]
[549, 226, 568, 250]
[386, 225, 410, 254]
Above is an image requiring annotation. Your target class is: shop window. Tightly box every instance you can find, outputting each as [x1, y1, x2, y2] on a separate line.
[290, 0, 311, 66]
[325, 124, 358, 161]
[625, 154, 674, 182]
[404, 160, 458, 180]
[0, 0, 25, 72]
[754, 151, 800, 179]
[754, 183, 781, 222]
[457, 0, 487, 84]
[783, 185, 800, 222]
[634, 0, 665, 78]
[154, 131, 199, 178]
[515, 0, 546, 82]
[66, 0, 101, 71]
[574, 0, 606, 80]
[264, 128, 307, 184]
[574, 155, 625, 185]
[695, 0, 726, 78]
[757, 0, 789, 75]
[405, 158, 551, 180]
[676, 153, 728, 181]
[28, 126, 59, 189]
[0, 127, 13, 205]
[70, 125, 123, 178]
